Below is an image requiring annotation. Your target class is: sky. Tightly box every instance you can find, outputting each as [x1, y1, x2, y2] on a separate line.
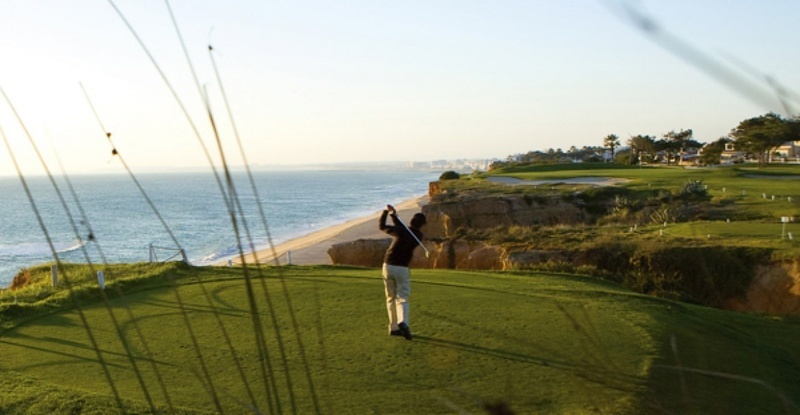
[0, 1, 798, 175]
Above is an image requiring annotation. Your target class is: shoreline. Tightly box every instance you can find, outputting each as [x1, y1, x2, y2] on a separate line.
[217, 195, 428, 266]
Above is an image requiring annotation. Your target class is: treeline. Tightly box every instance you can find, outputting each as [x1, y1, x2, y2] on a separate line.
[491, 112, 799, 170]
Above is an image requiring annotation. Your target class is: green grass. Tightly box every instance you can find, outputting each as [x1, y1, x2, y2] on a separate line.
[469, 164, 800, 253]
[491, 164, 800, 204]
[618, 221, 800, 257]
[1, 263, 799, 414]
[664, 221, 798, 241]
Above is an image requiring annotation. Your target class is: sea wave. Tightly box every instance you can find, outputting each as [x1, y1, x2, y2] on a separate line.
[0, 239, 87, 258]
[0, 169, 436, 286]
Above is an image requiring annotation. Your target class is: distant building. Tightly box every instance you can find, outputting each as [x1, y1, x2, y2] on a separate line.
[406, 158, 497, 172]
[721, 143, 741, 163]
[772, 140, 800, 162]
[678, 148, 700, 166]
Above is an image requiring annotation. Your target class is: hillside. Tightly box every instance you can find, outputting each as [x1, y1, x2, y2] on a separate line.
[329, 164, 800, 314]
[1, 263, 799, 414]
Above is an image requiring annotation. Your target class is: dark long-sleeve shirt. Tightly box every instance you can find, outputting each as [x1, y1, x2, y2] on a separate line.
[379, 210, 423, 267]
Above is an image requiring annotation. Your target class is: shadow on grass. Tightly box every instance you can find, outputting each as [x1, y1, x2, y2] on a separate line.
[0, 337, 131, 371]
[412, 332, 641, 397]
[413, 335, 572, 369]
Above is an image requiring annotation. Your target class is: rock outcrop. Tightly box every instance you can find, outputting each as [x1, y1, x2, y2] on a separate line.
[326, 238, 391, 268]
[724, 260, 800, 315]
[327, 181, 800, 316]
[327, 238, 505, 270]
[421, 195, 590, 239]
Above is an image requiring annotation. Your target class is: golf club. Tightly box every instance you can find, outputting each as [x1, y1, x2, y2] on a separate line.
[389, 207, 430, 258]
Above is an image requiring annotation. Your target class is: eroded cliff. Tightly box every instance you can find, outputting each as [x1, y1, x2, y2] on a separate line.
[328, 181, 800, 315]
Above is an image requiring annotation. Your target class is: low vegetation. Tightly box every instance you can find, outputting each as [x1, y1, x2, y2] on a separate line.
[438, 170, 460, 180]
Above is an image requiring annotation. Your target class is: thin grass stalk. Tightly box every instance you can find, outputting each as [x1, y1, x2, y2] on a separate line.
[0, 121, 126, 413]
[49, 153, 161, 412]
[84, 86, 238, 413]
[50, 147, 108, 265]
[210, 44, 323, 414]
[104, 2, 263, 410]
[161, 1, 288, 409]
[1, 87, 161, 412]
[202, 87, 283, 415]
[80, 83, 178, 411]
[604, 0, 798, 113]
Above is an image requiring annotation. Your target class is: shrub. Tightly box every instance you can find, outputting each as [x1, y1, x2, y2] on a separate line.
[439, 171, 460, 180]
[650, 207, 674, 224]
[612, 195, 630, 213]
[677, 179, 708, 199]
[625, 245, 770, 306]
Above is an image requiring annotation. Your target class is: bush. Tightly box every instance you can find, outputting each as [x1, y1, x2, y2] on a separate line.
[439, 171, 460, 180]
[677, 179, 708, 199]
[625, 245, 769, 306]
[555, 240, 770, 307]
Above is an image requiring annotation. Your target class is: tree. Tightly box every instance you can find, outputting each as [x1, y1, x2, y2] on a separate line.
[603, 134, 620, 162]
[655, 138, 678, 165]
[657, 129, 695, 165]
[614, 149, 632, 164]
[656, 129, 692, 166]
[698, 137, 732, 166]
[628, 134, 656, 165]
[730, 113, 794, 167]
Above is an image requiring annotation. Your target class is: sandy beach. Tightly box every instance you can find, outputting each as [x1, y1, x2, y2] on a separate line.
[221, 195, 428, 266]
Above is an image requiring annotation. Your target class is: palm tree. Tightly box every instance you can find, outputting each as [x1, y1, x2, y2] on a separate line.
[603, 134, 620, 162]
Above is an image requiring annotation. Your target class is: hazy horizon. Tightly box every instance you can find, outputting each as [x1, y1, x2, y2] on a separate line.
[1, 1, 798, 177]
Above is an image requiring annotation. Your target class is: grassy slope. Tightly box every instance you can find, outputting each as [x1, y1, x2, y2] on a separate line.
[1, 263, 799, 414]
[477, 163, 800, 257]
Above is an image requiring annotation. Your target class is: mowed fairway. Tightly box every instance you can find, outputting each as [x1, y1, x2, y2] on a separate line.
[1, 264, 799, 414]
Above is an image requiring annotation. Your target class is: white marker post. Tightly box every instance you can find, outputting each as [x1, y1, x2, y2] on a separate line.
[97, 270, 106, 289]
[782, 216, 791, 240]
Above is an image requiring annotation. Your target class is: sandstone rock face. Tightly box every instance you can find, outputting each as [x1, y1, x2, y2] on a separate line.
[328, 183, 800, 316]
[422, 239, 505, 270]
[328, 238, 505, 270]
[724, 260, 800, 315]
[327, 238, 391, 268]
[421, 195, 588, 239]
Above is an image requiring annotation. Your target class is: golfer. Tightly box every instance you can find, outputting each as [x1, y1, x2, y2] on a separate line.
[379, 204, 426, 341]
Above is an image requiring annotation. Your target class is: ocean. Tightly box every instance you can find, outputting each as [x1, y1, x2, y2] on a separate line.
[0, 169, 436, 287]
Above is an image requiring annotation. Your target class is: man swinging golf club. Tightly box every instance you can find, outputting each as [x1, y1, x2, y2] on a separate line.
[379, 204, 427, 341]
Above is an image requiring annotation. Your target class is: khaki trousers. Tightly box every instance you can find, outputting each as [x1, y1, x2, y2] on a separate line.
[382, 263, 410, 332]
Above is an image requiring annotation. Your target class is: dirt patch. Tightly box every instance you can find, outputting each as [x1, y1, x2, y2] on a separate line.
[8, 269, 32, 290]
